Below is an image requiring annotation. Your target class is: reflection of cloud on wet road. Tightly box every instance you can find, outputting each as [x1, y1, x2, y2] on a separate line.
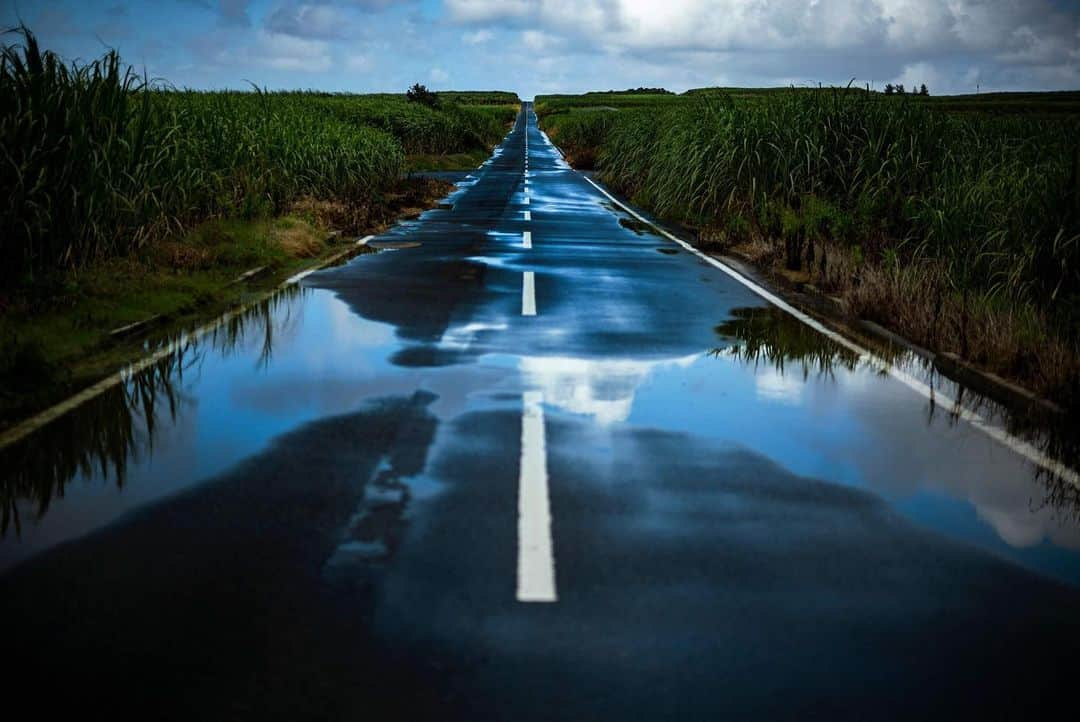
[819, 380, 1080, 553]
[978, 506, 1079, 549]
[731, 349, 1080, 554]
[439, 321, 509, 351]
[753, 369, 805, 406]
[520, 354, 699, 425]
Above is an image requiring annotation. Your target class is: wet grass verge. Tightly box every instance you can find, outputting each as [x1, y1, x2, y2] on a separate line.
[0, 177, 452, 429]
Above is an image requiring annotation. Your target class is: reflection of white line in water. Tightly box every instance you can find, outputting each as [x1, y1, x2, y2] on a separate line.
[524, 211, 531, 221]
[522, 272, 536, 316]
[523, 231, 532, 249]
[581, 173, 1080, 488]
[517, 391, 557, 603]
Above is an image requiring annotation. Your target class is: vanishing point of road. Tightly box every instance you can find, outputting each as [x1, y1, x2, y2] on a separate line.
[2, 104, 1079, 720]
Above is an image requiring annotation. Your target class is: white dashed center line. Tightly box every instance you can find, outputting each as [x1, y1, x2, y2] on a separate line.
[517, 390, 556, 602]
[524, 210, 531, 221]
[521, 271, 536, 316]
[522, 230, 532, 249]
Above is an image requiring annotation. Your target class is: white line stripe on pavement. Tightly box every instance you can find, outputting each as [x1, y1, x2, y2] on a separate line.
[517, 390, 556, 603]
[522, 271, 536, 316]
[524, 210, 531, 221]
[524, 197, 530, 205]
[581, 173, 1080, 488]
[523, 231, 532, 249]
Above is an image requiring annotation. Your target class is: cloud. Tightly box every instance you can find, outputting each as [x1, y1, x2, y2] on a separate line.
[462, 28, 494, 44]
[446, 0, 531, 23]
[263, 1, 422, 38]
[441, 0, 1080, 93]
[241, 29, 333, 72]
[521, 29, 561, 52]
[892, 61, 939, 92]
[218, 0, 251, 27]
[7, 0, 1079, 95]
[266, 3, 349, 39]
[346, 53, 372, 71]
[341, 0, 406, 8]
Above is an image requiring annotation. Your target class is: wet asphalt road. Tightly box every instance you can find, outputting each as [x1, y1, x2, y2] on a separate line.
[2, 104, 1080, 720]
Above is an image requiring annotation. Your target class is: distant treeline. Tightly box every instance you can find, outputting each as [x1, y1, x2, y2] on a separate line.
[585, 88, 674, 95]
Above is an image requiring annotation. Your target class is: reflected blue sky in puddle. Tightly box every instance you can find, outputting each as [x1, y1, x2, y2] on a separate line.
[2, 284, 1078, 586]
[0, 289, 511, 570]
[628, 351, 1080, 584]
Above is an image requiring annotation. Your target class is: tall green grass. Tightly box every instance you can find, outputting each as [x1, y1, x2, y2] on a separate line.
[0, 28, 518, 284]
[542, 90, 1080, 334]
[315, 94, 516, 154]
[540, 109, 618, 167]
[156, 90, 404, 221]
[2, 28, 171, 281]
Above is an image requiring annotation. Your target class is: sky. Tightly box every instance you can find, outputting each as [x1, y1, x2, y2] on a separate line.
[3, 1, 1079, 97]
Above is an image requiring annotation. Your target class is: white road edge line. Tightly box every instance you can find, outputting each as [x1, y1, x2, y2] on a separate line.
[581, 174, 1080, 488]
[285, 235, 373, 285]
[523, 231, 532, 249]
[522, 271, 536, 316]
[517, 390, 557, 603]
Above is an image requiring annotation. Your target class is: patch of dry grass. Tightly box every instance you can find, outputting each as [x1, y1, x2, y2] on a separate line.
[270, 219, 323, 258]
[290, 177, 451, 237]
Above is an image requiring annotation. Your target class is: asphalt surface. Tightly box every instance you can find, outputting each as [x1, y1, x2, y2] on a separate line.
[2, 104, 1080, 720]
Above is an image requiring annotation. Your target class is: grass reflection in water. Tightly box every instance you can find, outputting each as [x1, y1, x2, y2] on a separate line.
[711, 306, 861, 379]
[0, 286, 307, 536]
[711, 305, 1080, 521]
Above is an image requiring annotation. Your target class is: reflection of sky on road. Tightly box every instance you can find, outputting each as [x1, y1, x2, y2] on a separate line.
[625, 353, 1080, 582]
[520, 354, 699, 425]
[493, 304, 1080, 586]
[0, 290, 505, 570]
[3, 281, 1080, 586]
